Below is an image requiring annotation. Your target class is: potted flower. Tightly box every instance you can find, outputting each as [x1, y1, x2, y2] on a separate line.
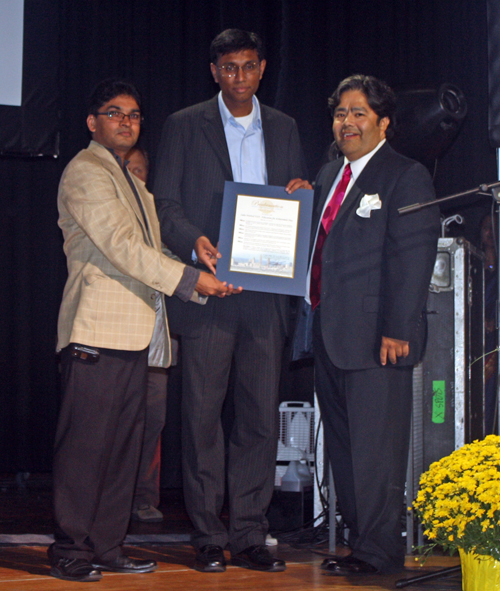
[412, 434, 500, 591]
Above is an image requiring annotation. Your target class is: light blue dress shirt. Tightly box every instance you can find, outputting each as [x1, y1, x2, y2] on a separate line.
[218, 92, 267, 185]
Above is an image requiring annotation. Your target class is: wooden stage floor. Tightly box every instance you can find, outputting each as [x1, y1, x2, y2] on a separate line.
[0, 545, 462, 591]
[0, 475, 462, 590]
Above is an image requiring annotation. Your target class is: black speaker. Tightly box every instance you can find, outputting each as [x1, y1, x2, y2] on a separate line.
[390, 84, 467, 171]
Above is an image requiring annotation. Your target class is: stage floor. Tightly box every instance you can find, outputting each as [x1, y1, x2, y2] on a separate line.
[0, 474, 462, 590]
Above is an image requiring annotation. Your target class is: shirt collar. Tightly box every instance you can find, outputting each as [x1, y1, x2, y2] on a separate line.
[346, 138, 386, 180]
[104, 146, 129, 168]
[217, 91, 262, 130]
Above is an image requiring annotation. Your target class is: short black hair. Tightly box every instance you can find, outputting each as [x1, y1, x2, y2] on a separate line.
[87, 79, 142, 116]
[328, 74, 396, 139]
[210, 29, 265, 64]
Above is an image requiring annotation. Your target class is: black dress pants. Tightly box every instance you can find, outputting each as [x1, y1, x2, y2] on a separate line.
[133, 367, 167, 510]
[51, 345, 148, 562]
[181, 292, 285, 555]
[313, 309, 412, 574]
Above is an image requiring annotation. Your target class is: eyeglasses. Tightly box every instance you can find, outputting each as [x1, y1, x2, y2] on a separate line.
[216, 61, 260, 78]
[96, 110, 143, 123]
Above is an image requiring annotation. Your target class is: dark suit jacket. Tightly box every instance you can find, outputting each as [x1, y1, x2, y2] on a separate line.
[154, 95, 308, 336]
[313, 142, 440, 370]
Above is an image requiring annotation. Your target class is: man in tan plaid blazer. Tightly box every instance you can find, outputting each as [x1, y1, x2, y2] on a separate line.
[49, 80, 238, 583]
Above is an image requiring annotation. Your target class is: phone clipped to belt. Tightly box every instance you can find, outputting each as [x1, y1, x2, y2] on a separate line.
[69, 343, 100, 363]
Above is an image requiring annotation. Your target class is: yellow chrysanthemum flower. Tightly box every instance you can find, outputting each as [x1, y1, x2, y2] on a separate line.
[411, 435, 500, 561]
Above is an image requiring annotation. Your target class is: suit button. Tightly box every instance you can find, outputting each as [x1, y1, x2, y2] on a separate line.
[150, 293, 155, 300]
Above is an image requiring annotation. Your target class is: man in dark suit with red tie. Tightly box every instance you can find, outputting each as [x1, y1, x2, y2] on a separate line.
[309, 75, 440, 575]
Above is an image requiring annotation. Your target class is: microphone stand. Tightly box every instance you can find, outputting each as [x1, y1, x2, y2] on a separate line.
[398, 180, 500, 215]
[395, 180, 500, 588]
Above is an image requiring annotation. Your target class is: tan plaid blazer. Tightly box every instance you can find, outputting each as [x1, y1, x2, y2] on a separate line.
[57, 141, 195, 363]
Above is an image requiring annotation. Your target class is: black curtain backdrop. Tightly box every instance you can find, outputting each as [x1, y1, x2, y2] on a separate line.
[0, 0, 497, 471]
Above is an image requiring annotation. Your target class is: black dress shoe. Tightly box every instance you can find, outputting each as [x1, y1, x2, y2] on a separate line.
[194, 545, 226, 572]
[322, 555, 378, 576]
[92, 556, 157, 573]
[320, 552, 353, 569]
[50, 557, 102, 582]
[231, 544, 286, 572]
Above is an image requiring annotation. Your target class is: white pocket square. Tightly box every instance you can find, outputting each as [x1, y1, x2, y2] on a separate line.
[356, 193, 382, 218]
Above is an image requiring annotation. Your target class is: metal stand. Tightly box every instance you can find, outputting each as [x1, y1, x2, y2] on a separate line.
[312, 393, 337, 552]
[395, 566, 461, 588]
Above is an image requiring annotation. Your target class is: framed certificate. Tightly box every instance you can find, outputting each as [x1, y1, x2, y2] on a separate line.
[217, 181, 314, 296]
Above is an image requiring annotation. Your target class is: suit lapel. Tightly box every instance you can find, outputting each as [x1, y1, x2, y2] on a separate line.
[329, 182, 363, 232]
[311, 159, 365, 238]
[308, 160, 342, 253]
[139, 184, 161, 248]
[201, 97, 233, 180]
[131, 176, 162, 249]
[329, 142, 392, 231]
[261, 106, 278, 183]
[89, 141, 152, 244]
[352, 140, 391, 190]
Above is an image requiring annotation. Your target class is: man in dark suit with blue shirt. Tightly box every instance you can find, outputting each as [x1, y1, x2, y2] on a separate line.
[153, 29, 310, 573]
[309, 75, 440, 576]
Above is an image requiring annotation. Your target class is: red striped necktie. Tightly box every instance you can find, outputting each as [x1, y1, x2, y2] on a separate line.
[310, 163, 352, 310]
